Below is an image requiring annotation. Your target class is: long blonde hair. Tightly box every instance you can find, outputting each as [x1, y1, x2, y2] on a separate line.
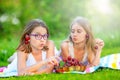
[69, 16, 96, 63]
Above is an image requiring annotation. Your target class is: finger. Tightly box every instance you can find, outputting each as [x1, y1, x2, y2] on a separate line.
[52, 59, 59, 66]
[48, 61, 54, 65]
[55, 56, 62, 61]
[99, 42, 104, 46]
[95, 39, 100, 44]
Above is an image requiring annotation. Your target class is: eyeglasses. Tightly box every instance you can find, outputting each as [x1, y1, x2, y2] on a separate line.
[30, 34, 48, 40]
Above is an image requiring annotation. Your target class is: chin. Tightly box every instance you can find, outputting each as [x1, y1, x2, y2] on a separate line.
[37, 47, 44, 50]
[73, 40, 82, 44]
[72, 40, 79, 43]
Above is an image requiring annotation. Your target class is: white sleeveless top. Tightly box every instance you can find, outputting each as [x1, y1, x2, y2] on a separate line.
[3, 47, 59, 73]
[68, 42, 88, 64]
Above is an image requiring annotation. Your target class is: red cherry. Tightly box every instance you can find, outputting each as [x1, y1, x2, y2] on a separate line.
[55, 69, 59, 73]
[25, 41, 29, 44]
[95, 46, 98, 49]
[77, 61, 79, 65]
[67, 56, 72, 61]
[67, 60, 72, 64]
[63, 59, 67, 63]
[72, 58, 75, 62]
[71, 62, 74, 65]
[25, 34, 30, 41]
[66, 63, 71, 67]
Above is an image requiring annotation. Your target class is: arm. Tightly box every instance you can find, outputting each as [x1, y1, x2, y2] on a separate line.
[17, 51, 48, 75]
[35, 40, 58, 74]
[91, 39, 104, 66]
[61, 41, 69, 60]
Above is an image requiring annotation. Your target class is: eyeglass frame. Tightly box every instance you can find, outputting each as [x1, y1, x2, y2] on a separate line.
[29, 33, 48, 40]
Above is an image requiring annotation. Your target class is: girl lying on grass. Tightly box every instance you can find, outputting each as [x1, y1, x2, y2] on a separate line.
[3, 19, 60, 76]
[60, 16, 104, 71]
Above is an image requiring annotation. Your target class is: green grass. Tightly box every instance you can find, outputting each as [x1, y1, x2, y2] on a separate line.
[1, 69, 120, 80]
[0, 32, 120, 80]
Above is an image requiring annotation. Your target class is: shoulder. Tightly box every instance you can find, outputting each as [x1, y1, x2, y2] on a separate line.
[61, 40, 69, 49]
[60, 40, 70, 59]
[17, 51, 28, 58]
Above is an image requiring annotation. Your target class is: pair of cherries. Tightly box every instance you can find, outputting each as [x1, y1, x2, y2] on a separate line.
[25, 34, 30, 44]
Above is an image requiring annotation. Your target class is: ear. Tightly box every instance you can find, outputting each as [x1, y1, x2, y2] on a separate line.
[86, 34, 89, 39]
[25, 34, 30, 44]
[25, 34, 30, 40]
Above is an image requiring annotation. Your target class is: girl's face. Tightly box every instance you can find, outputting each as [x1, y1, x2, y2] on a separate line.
[30, 26, 48, 50]
[70, 23, 87, 44]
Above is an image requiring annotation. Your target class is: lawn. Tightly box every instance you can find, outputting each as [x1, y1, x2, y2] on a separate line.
[1, 69, 120, 80]
[0, 33, 120, 80]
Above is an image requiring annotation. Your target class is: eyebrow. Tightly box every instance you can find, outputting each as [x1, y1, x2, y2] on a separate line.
[71, 29, 81, 30]
[32, 32, 47, 34]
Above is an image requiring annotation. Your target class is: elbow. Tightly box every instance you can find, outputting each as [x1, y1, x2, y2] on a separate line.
[17, 68, 28, 76]
[18, 71, 23, 76]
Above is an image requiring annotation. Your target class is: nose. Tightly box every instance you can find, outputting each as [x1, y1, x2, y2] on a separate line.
[73, 32, 77, 37]
[40, 37, 44, 41]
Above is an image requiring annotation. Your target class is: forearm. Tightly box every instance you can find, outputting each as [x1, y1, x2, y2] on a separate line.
[92, 50, 102, 66]
[28, 61, 46, 71]
[18, 61, 46, 75]
[35, 64, 54, 74]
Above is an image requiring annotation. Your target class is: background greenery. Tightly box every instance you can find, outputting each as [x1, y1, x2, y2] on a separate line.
[0, 0, 120, 79]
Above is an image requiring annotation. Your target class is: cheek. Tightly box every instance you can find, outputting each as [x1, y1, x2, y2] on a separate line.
[43, 40, 47, 44]
[30, 38, 36, 43]
[70, 33, 73, 37]
[78, 34, 86, 40]
[30, 39, 37, 45]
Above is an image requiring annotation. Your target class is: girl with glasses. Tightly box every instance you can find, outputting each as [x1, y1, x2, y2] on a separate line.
[3, 19, 59, 76]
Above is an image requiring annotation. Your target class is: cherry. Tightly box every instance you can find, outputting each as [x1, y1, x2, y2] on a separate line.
[63, 59, 67, 63]
[56, 56, 87, 72]
[25, 34, 30, 41]
[72, 58, 75, 62]
[25, 41, 29, 44]
[67, 56, 72, 61]
[95, 46, 98, 49]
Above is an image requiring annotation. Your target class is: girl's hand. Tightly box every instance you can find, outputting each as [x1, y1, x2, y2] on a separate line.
[45, 56, 61, 66]
[95, 38, 104, 50]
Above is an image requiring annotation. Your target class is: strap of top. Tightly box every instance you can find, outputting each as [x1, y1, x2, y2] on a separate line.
[68, 41, 74, 58]
[82, 50, 88, 63]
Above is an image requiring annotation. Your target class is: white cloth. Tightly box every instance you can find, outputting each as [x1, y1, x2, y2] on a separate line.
[3, 47, 59, 74]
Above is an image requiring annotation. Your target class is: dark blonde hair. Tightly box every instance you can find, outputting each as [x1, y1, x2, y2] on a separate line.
[16, 19, 49, 53]
[69, 16, 96, 63]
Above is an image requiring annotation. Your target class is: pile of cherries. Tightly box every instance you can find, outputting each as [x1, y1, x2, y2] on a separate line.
[54, 56, 87, 73]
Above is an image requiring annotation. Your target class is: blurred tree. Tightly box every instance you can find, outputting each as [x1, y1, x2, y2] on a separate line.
[0, 0, 120, 38]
